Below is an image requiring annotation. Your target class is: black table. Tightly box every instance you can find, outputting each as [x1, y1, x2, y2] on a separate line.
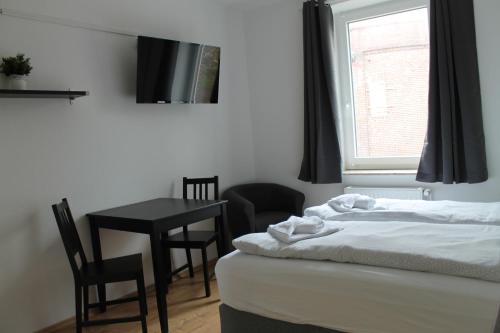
[87, 198, 229, 333]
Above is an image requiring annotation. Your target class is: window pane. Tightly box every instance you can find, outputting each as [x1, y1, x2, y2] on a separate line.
[348, 8, 429, 158]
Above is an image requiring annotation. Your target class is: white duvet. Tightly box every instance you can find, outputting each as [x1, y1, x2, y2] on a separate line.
[305, 198, 500, 225]
[233, 219, 500, 283]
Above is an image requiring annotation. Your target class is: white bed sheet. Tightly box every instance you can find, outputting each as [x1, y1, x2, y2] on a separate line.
[216, 251, 500, 333]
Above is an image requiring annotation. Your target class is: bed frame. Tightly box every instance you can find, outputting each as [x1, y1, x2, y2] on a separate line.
[220, 304, 343, 333]
[221, 303, 500, 333]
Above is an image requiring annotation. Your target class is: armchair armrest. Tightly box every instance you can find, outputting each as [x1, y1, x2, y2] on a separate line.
[222, 190, 256, 239]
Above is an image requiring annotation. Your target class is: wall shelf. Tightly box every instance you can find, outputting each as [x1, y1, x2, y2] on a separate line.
[0, 89, 89, 101]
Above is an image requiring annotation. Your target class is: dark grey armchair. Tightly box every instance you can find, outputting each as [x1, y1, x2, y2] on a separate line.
[222, 183, 305, 239]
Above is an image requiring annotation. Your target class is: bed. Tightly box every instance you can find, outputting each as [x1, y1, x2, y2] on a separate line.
[216, 250, 500, 333]
[215, 197, 500, 333]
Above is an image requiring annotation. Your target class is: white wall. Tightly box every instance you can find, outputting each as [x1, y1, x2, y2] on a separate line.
[243, 0, 500, 207]
[0, 0, 255, 331]
[2, 0, 500, 330]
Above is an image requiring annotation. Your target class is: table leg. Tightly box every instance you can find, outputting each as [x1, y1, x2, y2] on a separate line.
[218, 203, 230, 255]
[89, 219, 106, 312]
[150, 230, 169, 333]
[161, 232, 173, 285]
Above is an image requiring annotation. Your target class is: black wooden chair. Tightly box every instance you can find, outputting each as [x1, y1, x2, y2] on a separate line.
[162, 176, 221, 297]
[52, 198, 148, 333]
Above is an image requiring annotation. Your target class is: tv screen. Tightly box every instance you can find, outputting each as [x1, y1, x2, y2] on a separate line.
[137, 36, 220, 104]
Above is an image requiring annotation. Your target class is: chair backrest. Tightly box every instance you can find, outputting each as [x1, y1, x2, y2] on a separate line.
[183, 176, 219, 200]
[52, 198, 87, 280]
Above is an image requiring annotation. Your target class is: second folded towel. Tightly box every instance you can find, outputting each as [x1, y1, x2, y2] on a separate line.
[328, 194, 376, 212]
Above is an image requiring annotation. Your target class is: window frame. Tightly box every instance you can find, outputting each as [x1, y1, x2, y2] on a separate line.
[333, 0, 430, 171]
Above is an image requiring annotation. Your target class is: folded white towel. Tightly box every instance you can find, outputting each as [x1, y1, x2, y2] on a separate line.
[289, 215, 325, 234]
[267, 216, 341, 244]
[328, 194, 376, 212]
[353, 196, 376, 210]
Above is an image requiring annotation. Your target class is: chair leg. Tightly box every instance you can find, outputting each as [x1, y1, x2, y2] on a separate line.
[137, 271, 148, 316]
[141, 316, 148, 333]
[201, 248, 211, 297]
[185, 248, 194, 278]
[137, 273, 148, 333]
[75, 284, 82, 333]
[83, 285, 89, 322]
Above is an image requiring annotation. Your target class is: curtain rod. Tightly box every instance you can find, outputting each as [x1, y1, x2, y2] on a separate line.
[0, 8, 137, 38]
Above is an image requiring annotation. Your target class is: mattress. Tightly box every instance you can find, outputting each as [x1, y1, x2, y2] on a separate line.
[216, 251, 500, 333]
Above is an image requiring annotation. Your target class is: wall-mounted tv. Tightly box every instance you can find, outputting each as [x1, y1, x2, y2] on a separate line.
[136, 36, 220, 104]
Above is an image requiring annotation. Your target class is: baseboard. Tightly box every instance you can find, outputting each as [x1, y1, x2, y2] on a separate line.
[36, 259, 217, 332]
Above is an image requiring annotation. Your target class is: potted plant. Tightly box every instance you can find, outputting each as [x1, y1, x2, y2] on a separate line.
[0, 54, 33, 90]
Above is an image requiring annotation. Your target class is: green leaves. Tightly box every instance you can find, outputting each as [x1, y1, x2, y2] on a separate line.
[0, 54, 33, 77]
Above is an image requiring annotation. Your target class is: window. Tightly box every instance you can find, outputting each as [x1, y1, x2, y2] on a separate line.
[334, 0, 430, 171]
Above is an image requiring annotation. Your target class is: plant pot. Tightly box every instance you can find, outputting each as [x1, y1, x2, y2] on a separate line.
[7, 75, 28, 90]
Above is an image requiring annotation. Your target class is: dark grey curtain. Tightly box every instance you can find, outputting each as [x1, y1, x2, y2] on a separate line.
[417, 0, 487, 184]
[299, 0, 342, 184]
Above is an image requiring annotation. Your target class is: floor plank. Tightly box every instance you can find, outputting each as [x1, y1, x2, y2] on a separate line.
[41, 265, 221, 333]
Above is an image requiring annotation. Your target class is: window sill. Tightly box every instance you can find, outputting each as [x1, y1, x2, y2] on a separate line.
[343, 170, 417, 176]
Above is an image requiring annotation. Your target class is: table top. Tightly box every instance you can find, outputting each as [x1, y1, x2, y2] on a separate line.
[87, 198, 226, 222]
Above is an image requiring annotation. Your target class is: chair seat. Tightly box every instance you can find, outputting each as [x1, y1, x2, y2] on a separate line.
[255, 211, 292, 232]
[163, 230, 218, 248]
[81, 254, 143, 285]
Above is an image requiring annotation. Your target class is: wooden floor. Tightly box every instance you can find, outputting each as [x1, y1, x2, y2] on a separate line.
[42, 265, 221, 333]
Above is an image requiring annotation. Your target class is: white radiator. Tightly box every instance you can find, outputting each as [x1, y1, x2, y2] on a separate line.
[344, 187, 431, 200]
